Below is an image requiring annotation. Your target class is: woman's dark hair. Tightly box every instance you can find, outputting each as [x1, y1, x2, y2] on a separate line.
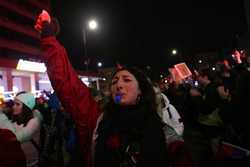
[11, 91, 34, 126]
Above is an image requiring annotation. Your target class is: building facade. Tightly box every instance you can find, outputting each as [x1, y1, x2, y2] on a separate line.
[0, 0, 51, 93]
[0, 1, 102, 99]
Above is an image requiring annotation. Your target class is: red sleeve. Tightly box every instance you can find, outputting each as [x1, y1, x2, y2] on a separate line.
[41, 36, 101, 164]
[0, 129, 26, 167]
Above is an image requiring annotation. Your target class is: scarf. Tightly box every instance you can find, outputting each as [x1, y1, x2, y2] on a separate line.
[94, 103, 169, 167]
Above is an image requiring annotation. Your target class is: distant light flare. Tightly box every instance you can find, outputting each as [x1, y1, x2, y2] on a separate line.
[97, 62, 102, 67]
[172, 49, 177, 55]
[88, 20, 98, 30]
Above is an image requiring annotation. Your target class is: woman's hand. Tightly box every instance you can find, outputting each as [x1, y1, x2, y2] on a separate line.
[34, 10, 51, 32]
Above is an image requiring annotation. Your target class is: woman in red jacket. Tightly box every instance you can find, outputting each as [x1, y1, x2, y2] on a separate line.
[35, 10, 193, 167]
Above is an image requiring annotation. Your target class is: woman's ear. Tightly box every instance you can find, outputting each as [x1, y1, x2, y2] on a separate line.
[136, 91, 142, 104]
[136, 95, 141, 104]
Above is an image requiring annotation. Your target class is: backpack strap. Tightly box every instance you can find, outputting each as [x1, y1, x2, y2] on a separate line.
[30, 139, 41, 153]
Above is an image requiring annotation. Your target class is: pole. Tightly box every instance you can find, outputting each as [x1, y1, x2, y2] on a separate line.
[83, 29, 88, 72]
[83, 29, 90, 83]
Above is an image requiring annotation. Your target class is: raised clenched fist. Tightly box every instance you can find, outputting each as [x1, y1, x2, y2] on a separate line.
[34, 10, 51, 32]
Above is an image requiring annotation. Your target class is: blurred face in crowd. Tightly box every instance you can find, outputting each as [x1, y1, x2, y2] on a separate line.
[217, 85, 230, 100]
[197, 75, 210, 86]
[111, 70, 141, 106]
[12, 99, 23, 115]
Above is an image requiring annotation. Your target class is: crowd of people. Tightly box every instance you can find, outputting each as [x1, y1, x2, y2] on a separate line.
[0, 10, 250, 167]
[160, 59, 250, 166]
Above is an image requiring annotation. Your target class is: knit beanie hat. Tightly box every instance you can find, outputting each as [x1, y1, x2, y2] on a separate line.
[15, 93, 35, 110]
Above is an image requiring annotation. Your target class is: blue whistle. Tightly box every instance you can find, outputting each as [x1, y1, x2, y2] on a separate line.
[114, 94, 122, 104]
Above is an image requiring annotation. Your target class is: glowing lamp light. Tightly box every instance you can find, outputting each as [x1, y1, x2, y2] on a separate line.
[97, 62, 102, 67]
[88, 20, 98, 30]
[172, 49, 177, 55]
[13, 86, 19, 92]
[16, 59, 47, 73]
[212, 67, 216, 71]
[38, 80, 51, 84]
[194, 81, 199, 86]
[0, 86, 4, 93]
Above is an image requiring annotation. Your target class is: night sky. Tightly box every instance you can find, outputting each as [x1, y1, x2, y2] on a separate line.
[51, 0, 247, 76]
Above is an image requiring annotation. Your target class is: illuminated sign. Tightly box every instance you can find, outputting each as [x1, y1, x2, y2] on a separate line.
[16, 59, 47, 73]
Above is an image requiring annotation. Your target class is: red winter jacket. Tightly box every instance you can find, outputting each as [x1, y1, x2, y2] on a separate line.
[41, 36, 101, 167]
[0, 129, 26, 167]
[41, 36, 193, 167]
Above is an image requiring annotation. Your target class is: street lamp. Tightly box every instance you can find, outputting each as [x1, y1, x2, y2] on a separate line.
[88, 20, 98, 30]
[172, 49, 177, 55]
[97, 62, 102, 67]
[83, 19, 98, 73]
